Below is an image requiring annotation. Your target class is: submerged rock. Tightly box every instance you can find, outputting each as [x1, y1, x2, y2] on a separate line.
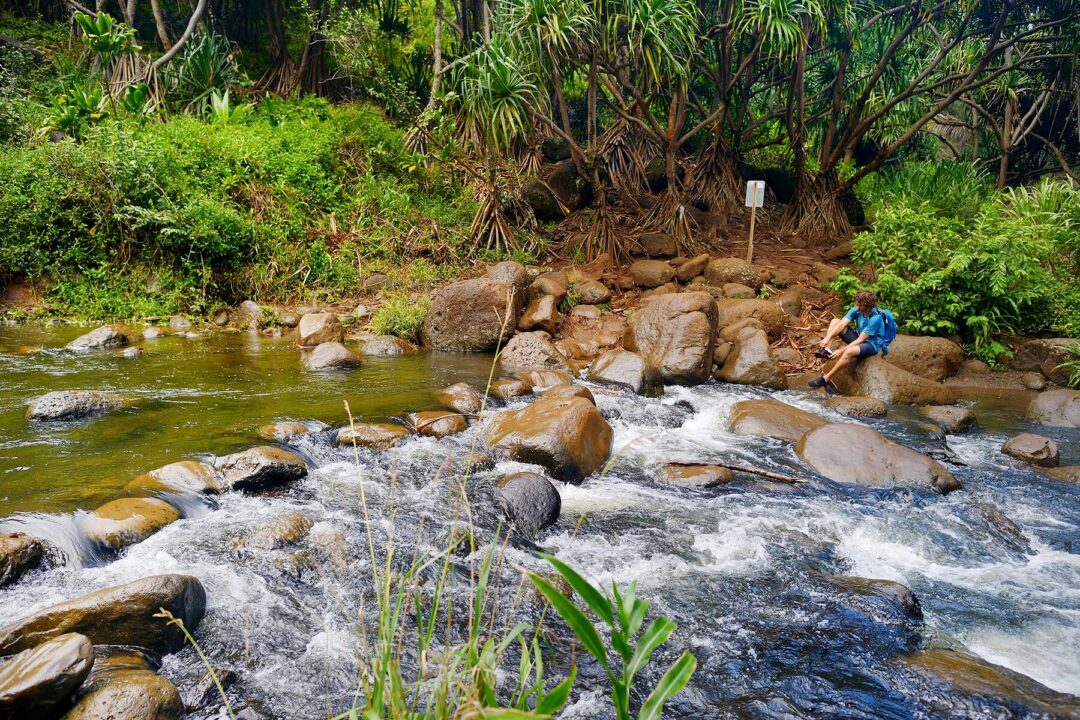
[824, 575, 923, 623]
[183, 667, 237, 713]
[0, 632, 94, 718]
[0, 574, 206, 656]
[1045, 466, 1080, 484]
[623, 292, 717, 385]
[295, 313, 344, 347]
[658, 463, 734, 488]
[406, 411, 469, 438]
[124, 460, 221, 496]
[1001, 433, 1059, 468]
[728, 399, 826, 442]
[919, 405, 976, 433]
[588, 349, 662, 396]
[1025, 389, 1080, 428]
[216, 447, 307, 492]
[257, 422, 314, 443]
[303, 342, 360, 371]
[496, 472, 561, 537]
[65, 326, 128, 351]
[85, 498, 181, 550]
[337, 423, 410, 450]
[0, 533, 43, 588]
[26, 391, 127, 422]
[436, 383, 482, 415]
[244, 511, 313, 550]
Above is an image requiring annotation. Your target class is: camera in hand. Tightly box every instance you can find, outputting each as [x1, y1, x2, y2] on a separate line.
[813, 347, 834, 359]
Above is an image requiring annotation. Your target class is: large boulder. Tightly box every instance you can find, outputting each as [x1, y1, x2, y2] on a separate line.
[486, 396, 613, 483]
[422, 270, 526, 351]
[628, 260, 675, 289]
[124, 461, 220, 497]
[634, 232, 678, 258]
[62, 653, 183, 720]
[830, 356, 956, 405]
[728, 399, 826, 442]
[796, 423, 959, 493]
[84, 498, 181, 550]
[588, 349, 663, 396]
[337, 423, 410, 449]
[518, 296, 563, 335]
[303, 342, 360, 371]
[885, 336, 964, 382]
[704, 258, 762, 289]
[498, 332, 572, 373]
[65, 326, 128, 352]
[496, 472, 561, 537]
[0, 575, 206, 656]
[1001, 433, 1059, 467]
[623, 292, 717, 385]
[547, 160, 592, 211]
[216, 446, 307, 492]
[436, 383, 482, 415]
[522, 179, 565, 222]
[26, 391, 127, 422]
[714, 299, 785, 340]
[0, 633, 94, 718]
[1009, 338, 1080, 385]
[295, 313, 344, 347]
[0, 533, 43, 588]
[360, 335, 417, 356]
[1025, 389, 1080, 428]
[717, 327, 787, 390]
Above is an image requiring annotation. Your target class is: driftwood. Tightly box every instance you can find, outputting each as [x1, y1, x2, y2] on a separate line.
[720, 463, 808, 484]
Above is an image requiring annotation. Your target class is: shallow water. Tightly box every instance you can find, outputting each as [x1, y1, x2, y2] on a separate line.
[1, 325, 1078, 719]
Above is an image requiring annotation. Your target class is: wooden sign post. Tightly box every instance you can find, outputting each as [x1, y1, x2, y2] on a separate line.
[745, 180, 765, 265]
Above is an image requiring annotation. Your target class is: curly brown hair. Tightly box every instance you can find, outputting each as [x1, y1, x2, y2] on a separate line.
[854, 290, 878, 307]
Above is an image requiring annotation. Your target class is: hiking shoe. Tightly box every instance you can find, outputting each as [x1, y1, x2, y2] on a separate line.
[808, 377, 828, 389]
[824, 380, 840, 395]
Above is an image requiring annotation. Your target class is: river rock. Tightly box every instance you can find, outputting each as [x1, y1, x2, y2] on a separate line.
[85, 498, 181, 550]
[658, 464, 734, 488]
[718, 328, 787, 390]
[623, 291, 717, 385]
[518, 296, 563, 335]
[1045, 466, 1080, 484]
[542, 384, 595, 404]
[640, 282, 679, 300]
[360, 335, 416, 356]
[0, 533, 43, 588]
[823, 396, 887, 417]
[245, 511, 313, 550]
[65, 326, 128, 351]
[717, 317, 765, 344]
[294, 313, 344, 347]
[588, 349, 663, 396]
[528, 272, 569, 304]
[498, 332, 572, 373]
[728, 399, 826, 442]
[830, 356, 956, 405]
[796, 423, 960, 493]
[628, 260, 675, 288]
[337, 423, 410, 449]
[633, 232, 678, 258]
[675, 254, 709, 282]
[1008, 338, 1080, 385]
[885, 336, 964, 381]
[0, 574, 206, 656]
[519, 369, 573, 389]
[63, 658, 183, 720]
[824, 575, 922, 623]
[120, 347, 143, 359]
[216, 446, 307, 492]
[257, 422, 313, 443]
[713, 341, 732, 366]
[496, 472, 561, 537]
[722, 283, 756, 299]
[407, 411, 469, 438]
[26, 391, 127, 422]
[486, 396, 613, 483]
[124, 461, 221, 496]
[919, 405, 976, 433]
[490, 378, 533, 400]
[436, 383, 482, 415]
[422, 268, 526, 351]
[714, 299, 785, 340]
[1021, 372, 1047, 391]
[575, 280, 611, 305]
[0, 633, 94, 718]
[1001, 433, 1059, 467]
[167, 316, 191, 332]
[183, 667, 237, 713]
[237, 301, 262, 330]
[303, 342, 360, 371]
[704, 258, 762, 289]
[1025, 389, 1080, 428]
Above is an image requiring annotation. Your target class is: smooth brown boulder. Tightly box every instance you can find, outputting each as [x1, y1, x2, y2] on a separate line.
[360, 335, 417, 356]
[675, 254, 709, 282]
[0, 534, 43, 588]
[722, 283, 756, 299]
[623, 291, 717, 385]
[498, 332, 572, 372]
[256, 422, 312, 443]
[728, 399, 826, 442]
[542, 384, 595, 404]
[295, 313, 344, 347]
[704, 258, 762, 289]
[1009, 338, 1080, 385]
[407, 411, 469, 438]
[0, 633, 94, 718]
[658, 464, 734, 488]
[65, 326, 128, 352]
[830, 356, 956, 405]
[1001, 433, 1059, 467]
[337, 423, 410, 449]
[718, 317, 766, 344]
[124, 461, 221, 497]
[575, 280, 611, 305]
[436, 383, 482, 415]
[63, 658, 183, 720]
[85, 498, 181, 550]
[0, 575, 206, 656]
[26, 391, 127, 422]
[518, 296, 563, 335]
[528, 271, 569, 303]
[919, 405, 976, 433]
[1025, 389, 1080, 428]
[634, 232, 678, 258]
[714, 299, 785, 340]
[588, 349, 663, 396]
[885, 335, 964, 382]
[496, 472, 562, 537]
[823, 396, 887, 417]
[628, 260, 675, 288]
[519, 369, 574, 388]
[422, 274, 523, 351]
[717, 328, 787, 390]
[303, 342, 360, 371]
[1045, 466, 1080, 484]
[486, 396, 613, 483]
[216, 446, 307, 492]
[796, 423, 959, 493]
[490, 378, 533, 400]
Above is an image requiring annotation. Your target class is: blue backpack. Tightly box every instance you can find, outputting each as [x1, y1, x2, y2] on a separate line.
[873, 308, 898, 354]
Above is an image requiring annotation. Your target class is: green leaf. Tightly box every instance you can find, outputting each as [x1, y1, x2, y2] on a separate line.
[527, 573, 609, 668]
[477, 709, 552, 720]
[536, 665, 576, 714]
[539, 552, 614, 627]
[627, 617, 676, 676]
[636, 651, 697, 720]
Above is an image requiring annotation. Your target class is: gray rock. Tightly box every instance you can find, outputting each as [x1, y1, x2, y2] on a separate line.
[120, 347, 144, 359]
[1025, 389, 1080, 428]
[26, 391, 127, 422]
[65, 326, 128, 351]
[1001, 433, 1059, 467]
[216, 446, 308, 492]
[498, 332, 572, 373]
[575, 280, 611, 305]
[497, 472, 561, 537]
[295, 313, 345, 347]
[303, 342, 360, 371]
[237, 301, 262, 330]
[588, 349, 663, 397]
[885, 335, 965, 382]
[183, 667, 237, 712]
[1009, 338, 1080, 385]
[919, 405, 976, 433]
[0, 633, 94, 718]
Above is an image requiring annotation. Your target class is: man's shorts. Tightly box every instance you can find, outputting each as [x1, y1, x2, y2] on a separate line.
[840, 327, 879, 358]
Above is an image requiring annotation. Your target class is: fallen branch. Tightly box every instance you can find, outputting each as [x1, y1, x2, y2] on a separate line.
[721, 463, 808, 484]
[408, 412, 482, 434]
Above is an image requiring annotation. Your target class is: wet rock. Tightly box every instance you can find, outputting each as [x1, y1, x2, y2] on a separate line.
[974, 504, 1030, 552]
[360, 335, 417, 356]
[125, 461, 221, 496]
[63, 660, 183, 720]
[436, 383, 482, 415]
[142, 327, 164, 340]
[588, 349, 663, 396]
[529, 272, 569, 303]
[303, 342, 360, 371]
[496, 472, 561, 537]
[183, 667, 237, 712]
[120, 347, 143, 359]
[1025, 389, 1080, 428]
[26, 391, 127, 422]
[675, 254, 709, 283]
[518, 296, 563, 335]
[246, 511, 313, 550]
[1045, 466, 1080, 484]
[85, 498, 181, 550]
[634, 232, 677, 258]
[722, 283, 756, 299]
[575, 280, 611, 305]
[0, 532, 43, 591]
[498, 332, 572, 373]
[422, 272, 524, 351]
[1001, 433, 1059, 468]
[65, 326, 128, 352]
[542, 384, 595, 404]
[486, 396, 613, 483]
[728, 399, 826, 442]
[295, 313, 344, 347]
[519, 369, 574, 388]
[216, 446, 307, 492]
[237, 301, 262, 330]
[0, 633, 93, 718]
[824, 575, 922, 623]
[823, 396, 887, 417]
[0, 574, 206, 656]
[797, 423, 960, 493]
[407, 411, 469, 438]
[830, 356, 956, 405]
[628, 260, 675, 288]
[704, 258, 762, 289]
[714, 299, 785, 340]
[624, 291, 717, 385]
[885, 336, 964, 382]
[1009, 338, 1080, 385]
[658, 464, 734, 488]
[257, 422, 312, 443]
[337, 423, 410, 449]
[919, 405, 976, 433]
[718, 328, 787, 390]
[1021, 372, 1047, 391]
[490, 378, 533, 400]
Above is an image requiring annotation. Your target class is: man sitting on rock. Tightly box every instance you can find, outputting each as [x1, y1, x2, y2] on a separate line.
[809, 290, 887, 393]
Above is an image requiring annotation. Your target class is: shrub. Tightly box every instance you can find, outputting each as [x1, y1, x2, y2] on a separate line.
[370, 292, 430, 341]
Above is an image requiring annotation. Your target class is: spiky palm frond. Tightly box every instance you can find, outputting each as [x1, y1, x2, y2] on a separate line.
[454, 35, 537, 152]
[606, 0, 699, 86]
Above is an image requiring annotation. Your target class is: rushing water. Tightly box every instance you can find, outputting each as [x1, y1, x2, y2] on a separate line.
[1, 324, 1078, 719]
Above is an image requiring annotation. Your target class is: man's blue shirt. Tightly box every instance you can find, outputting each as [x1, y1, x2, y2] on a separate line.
[844, 307, 886, 352]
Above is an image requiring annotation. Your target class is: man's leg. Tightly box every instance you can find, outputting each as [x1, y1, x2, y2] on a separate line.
[820, 318, 850, 347]
[823, 343, 863, 383]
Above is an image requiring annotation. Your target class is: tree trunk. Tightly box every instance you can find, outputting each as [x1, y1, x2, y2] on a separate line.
[259, 0, 294, 94]
[997, 93, 1014, 189]
[295, 0, 329, 96]
[150, 0, 172, 50]
[782, 171, 852, 243]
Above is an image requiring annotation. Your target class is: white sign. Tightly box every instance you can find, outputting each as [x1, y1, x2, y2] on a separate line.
[745, 180, 765, 208]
